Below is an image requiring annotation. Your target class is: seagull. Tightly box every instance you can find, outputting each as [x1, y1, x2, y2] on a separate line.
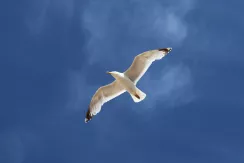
[85, 47, 172, 123]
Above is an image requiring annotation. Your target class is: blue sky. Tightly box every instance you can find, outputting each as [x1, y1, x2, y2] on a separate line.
[1, 0, 244, 162]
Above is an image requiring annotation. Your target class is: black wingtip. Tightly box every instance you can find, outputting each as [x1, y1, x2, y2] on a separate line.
[158, 47, 172, 53]
[85, 109, 93, 123]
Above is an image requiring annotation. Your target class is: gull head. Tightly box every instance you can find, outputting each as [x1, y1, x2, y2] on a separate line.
[158, 47, 172, 55]
[106, 71, 122, 78]
[106, 71, 119, 75]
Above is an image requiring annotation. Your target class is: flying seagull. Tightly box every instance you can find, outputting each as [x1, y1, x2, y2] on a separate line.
[85, 47, 172, 123]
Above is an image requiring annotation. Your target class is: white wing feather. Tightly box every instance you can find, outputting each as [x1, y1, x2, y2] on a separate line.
[124, 49, 169, 84]
[85, 81, 125, 122]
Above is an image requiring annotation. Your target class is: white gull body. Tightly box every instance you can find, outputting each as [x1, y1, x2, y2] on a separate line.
[85, 47, 172, 123]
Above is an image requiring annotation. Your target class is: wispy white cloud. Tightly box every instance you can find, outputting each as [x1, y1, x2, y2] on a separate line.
[25, 0, 75, 35]
[0, 129, 40, 163]
[134, 63, 195, 112]
[0, 131, 24, 163]
[82, 0, 195, 64]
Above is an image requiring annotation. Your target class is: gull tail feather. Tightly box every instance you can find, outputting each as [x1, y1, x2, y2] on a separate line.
[130, 87, 146, 103]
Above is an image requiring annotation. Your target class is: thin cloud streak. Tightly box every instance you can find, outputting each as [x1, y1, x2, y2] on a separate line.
[0, 129, 40, 163]
[25, 0, 75, 35]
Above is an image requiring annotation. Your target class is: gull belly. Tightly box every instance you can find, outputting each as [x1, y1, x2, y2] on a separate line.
[114, 73, 137, 95]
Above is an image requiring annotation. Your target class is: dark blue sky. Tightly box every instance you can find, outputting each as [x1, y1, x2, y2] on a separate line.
[2, 0, 244, 162]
